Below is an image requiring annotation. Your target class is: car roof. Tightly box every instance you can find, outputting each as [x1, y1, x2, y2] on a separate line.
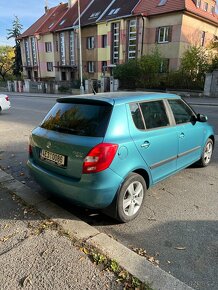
[58, 92, 181, 105]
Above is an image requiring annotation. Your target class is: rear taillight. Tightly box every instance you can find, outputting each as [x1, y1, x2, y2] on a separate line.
[83, 143, 118, 174]
[29, 144, 33, 157]
[5, 96, 9, 102]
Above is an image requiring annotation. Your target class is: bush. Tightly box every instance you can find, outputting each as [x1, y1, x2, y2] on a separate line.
[113, 60, 141, 89]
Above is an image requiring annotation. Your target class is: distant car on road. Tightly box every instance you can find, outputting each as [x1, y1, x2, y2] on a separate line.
[27, 92, 215, 222]
[0, 94, 11, 112]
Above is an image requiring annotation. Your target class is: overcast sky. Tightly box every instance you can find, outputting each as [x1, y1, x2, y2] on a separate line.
[0, 0, 62, 46]
[0, 0, 217, 46]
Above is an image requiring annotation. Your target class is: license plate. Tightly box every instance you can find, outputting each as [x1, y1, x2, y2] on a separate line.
[40, 149, 65, 167]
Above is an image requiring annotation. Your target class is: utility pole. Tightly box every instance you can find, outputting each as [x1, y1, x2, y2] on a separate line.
[78, 0, 84, 94]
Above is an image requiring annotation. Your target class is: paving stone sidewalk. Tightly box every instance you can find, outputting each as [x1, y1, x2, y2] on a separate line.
[0, 185, 123, 290]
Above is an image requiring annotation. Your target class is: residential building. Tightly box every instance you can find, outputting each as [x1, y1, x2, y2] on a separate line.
[19, 0, 218, 83]
[133, 0, 218, 70]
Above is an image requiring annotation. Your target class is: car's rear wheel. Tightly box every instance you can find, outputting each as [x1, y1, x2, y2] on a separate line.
[116, 173, 146, 223]
[198, 138, 213, 167]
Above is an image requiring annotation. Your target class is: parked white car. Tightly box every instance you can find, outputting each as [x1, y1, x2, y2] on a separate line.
[0, 94, 11, 112]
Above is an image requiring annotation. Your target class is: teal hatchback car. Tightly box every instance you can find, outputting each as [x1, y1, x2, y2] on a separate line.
[27, 92, 215, 222]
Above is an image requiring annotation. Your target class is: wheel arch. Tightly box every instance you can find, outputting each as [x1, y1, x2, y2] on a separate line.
[209, 135, 215, 148]
[132, 168, 150, 189]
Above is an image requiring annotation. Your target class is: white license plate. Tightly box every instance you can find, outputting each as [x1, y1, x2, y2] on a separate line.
[40, 149, 65, 166]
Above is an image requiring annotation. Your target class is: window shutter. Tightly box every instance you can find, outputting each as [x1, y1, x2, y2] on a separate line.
[168, 26, 173, 42]
[155, 28, 159, 43]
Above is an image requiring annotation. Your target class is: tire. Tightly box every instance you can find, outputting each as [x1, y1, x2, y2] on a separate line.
[198, 138, 213, 167]
[116, 173, 146, 223]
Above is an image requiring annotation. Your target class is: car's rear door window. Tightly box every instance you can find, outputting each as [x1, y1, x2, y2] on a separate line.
[140, 100, 170, 129]
[168, 99, 195, 124]
[130, 100, 170, 130]
[129, 103, 145, 130]
[40, 101, 112, 137]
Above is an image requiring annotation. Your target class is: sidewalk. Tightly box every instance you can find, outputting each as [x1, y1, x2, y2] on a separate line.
[0, 185, 122, 290]
[0, 169, 194, 290]
[3, 91, 218, 106]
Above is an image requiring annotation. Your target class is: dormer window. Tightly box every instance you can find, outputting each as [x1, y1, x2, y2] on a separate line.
[204, 2, 208, 11]
[211, 6, 215, 14]
[108, 8, 120, 15]
[89, 12, 101, 19]
[48, 22, 54, 29]
[60, 19, 66, 26]
[196, 0, 201, 8]
[158, 0, 168, 6]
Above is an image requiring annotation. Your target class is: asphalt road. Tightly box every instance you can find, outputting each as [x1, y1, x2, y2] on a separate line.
[0, 94, 218, 290]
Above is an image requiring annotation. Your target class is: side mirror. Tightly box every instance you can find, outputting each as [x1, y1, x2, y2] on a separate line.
[197, 114, 208, 122]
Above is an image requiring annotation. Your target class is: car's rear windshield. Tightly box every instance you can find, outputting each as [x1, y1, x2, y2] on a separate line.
[40, 101, 112, 137]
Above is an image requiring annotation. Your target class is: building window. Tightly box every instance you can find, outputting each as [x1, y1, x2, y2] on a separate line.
[45, 42, 52, 53]
[88, 61, 95, 73]
[102, 61, 107, 73]
[69, 31, 75, 65]
[211, 6, 215, 14]
[158, 0, 168, 6]
[31, 37, 37, 66]
[87, 36, 95, 49]
[56, 40, 59, 52]
[89, 12, 100, 19]
[102, 35, 107, 48]
[201, 31, 206, 46]
[196, 0, 201, 8]
[128, 19, 137, 60]
[157, 26, 172, 43]
[24, 39, 31, 66]
[203, 2, 208, 11]
[112, 22, 120, 64]
[108, 8, 120, 15]
[60, 32, 66, 65]
[47, 62, 53, 72]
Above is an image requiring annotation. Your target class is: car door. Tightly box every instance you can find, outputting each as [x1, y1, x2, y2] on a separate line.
[129, 100, 178, 184]
[168, 99, 204, 170]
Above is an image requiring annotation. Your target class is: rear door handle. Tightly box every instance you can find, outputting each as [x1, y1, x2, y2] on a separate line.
[141, 141, 150, 148]
[179, 132, 185, 139]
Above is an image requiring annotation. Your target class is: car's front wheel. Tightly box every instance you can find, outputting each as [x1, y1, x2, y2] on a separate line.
[198, 138, 214, 167]
[116, 173, 146, 223]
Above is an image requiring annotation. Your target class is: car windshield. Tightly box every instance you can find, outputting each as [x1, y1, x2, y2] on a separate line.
[40, 101, 112, 137]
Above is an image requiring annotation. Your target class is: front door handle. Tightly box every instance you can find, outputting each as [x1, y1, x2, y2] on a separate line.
[141, 141, 150, 149]
[179, 132, 185, 139]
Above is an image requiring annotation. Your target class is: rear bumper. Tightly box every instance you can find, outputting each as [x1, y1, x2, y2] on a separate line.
[27, 160, 123, 209]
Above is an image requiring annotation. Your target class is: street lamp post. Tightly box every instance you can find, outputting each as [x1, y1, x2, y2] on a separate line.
[78, 0, 84, 94]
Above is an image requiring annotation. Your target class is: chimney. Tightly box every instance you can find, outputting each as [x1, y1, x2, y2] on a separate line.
[45, 0, 49, 13]
[68, 0, 77, 8]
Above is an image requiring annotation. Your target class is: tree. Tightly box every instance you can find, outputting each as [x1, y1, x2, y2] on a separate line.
[7, 16, 23, 79]
[0, 46, 15, 80]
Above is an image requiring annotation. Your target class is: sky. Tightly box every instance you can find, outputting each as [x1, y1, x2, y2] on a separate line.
[0, 0, 217, 46]
[0, 0, 63, 46]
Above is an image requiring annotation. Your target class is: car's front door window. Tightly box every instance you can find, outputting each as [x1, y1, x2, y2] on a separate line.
[168, 99, 195, 124]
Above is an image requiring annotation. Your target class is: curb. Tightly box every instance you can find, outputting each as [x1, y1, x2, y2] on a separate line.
[0, 169, 194, 290]
[187, 102, 218, 107]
